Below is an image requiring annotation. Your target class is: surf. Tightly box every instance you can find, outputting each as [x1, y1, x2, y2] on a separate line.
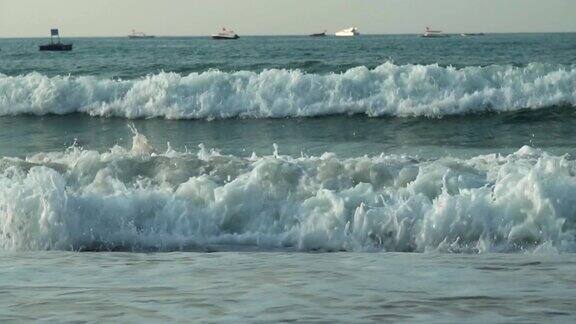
[0, 62, 574, 120]
[0, 127, 574, 252]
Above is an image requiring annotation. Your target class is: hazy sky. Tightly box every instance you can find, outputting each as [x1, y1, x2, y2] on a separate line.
[1, 0, 575, 37]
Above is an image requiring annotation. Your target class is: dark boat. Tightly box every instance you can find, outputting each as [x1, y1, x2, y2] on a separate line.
[39, 29, 73, 51]
[212, 34, 239, 40]
[310, 31, 327, 37]
[461, 33, 485, 37]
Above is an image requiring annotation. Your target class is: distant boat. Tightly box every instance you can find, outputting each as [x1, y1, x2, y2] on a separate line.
[39, 29, 72, 51]
[128, 30, 155, 39]
[310, 30, 327, 37]
[335, 27, 359, 37]
[212, 27, 239, 40]
[421, 27, 449, 38]
[460, 33, 485, 37]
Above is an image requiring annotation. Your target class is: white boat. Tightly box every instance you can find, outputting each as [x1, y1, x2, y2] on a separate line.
[335, 27, 359, 37]
[421, 27, 448, 38]
[212, 27, 239, 40]
[128, 30, 155, 39]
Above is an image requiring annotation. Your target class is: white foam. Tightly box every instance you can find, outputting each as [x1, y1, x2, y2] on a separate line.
[0, 129, 574, 252]
[1, 62, 574, 119]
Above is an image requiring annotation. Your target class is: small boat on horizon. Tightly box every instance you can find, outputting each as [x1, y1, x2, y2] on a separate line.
[421, 27, 449, 38]
[310, 30, 327, 37]
[460, 33, 485, 37]
[212, 27, 239, 40]
[335, 27, 359, 37]
[128, 30, 155, 39]
[39, 29, 72, 51]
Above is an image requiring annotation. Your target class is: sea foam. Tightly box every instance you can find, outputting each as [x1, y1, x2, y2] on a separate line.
[1, 62, 574, 119]
[0, 129, 574, 252]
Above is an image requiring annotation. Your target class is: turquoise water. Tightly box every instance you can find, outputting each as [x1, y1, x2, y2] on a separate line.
[2, 34, 575, 78]
[0, 34, 575, 322]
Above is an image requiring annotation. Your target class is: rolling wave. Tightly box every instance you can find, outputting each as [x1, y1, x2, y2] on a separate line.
[0, 128, 574, 252]
[1, 62, 574, 119]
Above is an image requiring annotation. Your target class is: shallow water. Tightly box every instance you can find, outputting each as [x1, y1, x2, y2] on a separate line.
[0, 252, 574, 323]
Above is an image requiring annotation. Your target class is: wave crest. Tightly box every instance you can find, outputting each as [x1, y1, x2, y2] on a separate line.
[1, 62, 575, 119]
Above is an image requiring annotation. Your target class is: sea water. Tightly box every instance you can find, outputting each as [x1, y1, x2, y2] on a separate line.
[0, 34, 575, 322]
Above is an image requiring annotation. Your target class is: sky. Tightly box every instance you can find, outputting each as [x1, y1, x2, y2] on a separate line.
[1, 0, 575, 37]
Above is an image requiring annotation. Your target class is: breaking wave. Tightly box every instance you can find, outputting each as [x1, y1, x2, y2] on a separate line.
[0, 127, 575, 252]
[1, 62, 575, 119]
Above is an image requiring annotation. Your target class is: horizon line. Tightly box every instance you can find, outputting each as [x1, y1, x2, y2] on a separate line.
[1, 31, 575, 39]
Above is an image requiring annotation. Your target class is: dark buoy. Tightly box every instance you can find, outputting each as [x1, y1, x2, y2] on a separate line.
[39, 28, 73, 51]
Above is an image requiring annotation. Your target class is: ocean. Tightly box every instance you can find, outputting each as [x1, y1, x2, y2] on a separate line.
[0, 33, 575, 322]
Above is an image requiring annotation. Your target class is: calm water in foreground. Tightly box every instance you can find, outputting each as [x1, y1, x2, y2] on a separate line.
[1, 253, 575, 322]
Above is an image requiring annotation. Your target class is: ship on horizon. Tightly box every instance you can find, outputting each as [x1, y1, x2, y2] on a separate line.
[212, 27, 239, 40]
[421, 26, 449, 38]
[310, 30, 327, 37]
[128, 30, 155, 39]
[335, 27, 359, 37]
[461, 32, 485, 37]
